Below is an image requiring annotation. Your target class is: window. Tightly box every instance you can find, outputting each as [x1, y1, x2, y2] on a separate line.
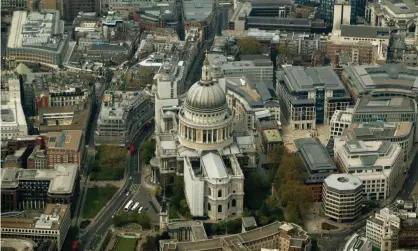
[208, 188, 212, 196]
[218, 189, 222, 197]
[232, 199, 236, 207]
[208, 203, 211, 211]
[218, 205, 222, 213]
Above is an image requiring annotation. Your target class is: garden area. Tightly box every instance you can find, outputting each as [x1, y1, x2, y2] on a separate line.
[243, 145, 313, 227]
[115, 237, 138, 251]
[112, 210, 151, 229]
[90, 145, 127, 181]
[82, 185, 118, 219]
[155, 176, 191, 220]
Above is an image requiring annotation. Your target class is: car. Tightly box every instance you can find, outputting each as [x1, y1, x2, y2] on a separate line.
[126, 192, 130, 196]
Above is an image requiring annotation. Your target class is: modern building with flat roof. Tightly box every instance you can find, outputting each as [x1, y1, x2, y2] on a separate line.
[95, 90, 153, 146]
[341, 64, 418, 101]
[160, 221, 312, 251]
[6, 10, 69, 69]
[330, 107, 354, 138]
[277, 65, 351, 130]
[334, 139, 404, 200]
[322, 174, 363, 222]
[1, 204, 71, 250]
[183, 0, 216, 40]
[43, 130, 84, 169]
[0, 163, 78, 211]
[342, 233, 373, 251]
[352, 96, 418, 143]
[294, 138, 338, 202]
[225, 76, 280, 132]
[261, 129, 283, 153]
[344, 122, 414, 161]
[366, 0, 418, 45]
[1, 75, 28, 141]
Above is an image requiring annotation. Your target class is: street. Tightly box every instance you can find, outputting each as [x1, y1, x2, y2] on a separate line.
[79, 127, 154, 250]
[398, 150, 418, 199]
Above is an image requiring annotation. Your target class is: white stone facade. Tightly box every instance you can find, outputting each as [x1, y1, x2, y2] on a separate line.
[366, 208, 400, 251]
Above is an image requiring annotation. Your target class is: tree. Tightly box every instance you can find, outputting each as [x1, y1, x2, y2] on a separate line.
[136, 213, 151, 229]
[138, 66, 154, 87]
[140, 140, 156, 164]
[244, 172, 269, 210]
[237, 37, 262, 55]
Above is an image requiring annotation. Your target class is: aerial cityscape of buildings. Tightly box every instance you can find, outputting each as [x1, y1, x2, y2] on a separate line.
[1, 0, 418, 250]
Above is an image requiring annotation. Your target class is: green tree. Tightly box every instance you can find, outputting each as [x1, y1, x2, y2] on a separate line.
[244, 172, 269, 210]
[138, 66, 154, 86]
[237, 37, 262, 55]
[140, 140, 156, 164]
[136, 213, 151, 229]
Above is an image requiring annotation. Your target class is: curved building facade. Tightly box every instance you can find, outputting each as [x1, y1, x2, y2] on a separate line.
[178, 57, 234, 151]
[322, 174, 363, 222]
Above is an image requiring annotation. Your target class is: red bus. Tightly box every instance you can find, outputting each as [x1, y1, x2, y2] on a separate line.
[130, 145, 135, 156]
[72, 241, 79, 251]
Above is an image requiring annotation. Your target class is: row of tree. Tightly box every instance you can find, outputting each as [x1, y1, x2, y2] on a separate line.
[112, 211, 151, 229]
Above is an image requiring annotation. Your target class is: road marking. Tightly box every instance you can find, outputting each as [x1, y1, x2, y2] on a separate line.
[130, 184, 140, 192]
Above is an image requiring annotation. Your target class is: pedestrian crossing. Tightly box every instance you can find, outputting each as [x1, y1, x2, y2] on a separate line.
[130, 184, 140, 192]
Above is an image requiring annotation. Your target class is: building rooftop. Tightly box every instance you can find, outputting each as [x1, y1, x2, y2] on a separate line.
[44, 130, 83, 151]
[98, 91, 149, 121]
[161, 221, 310, 251]
[242, 217, 258, 228]
[340, 25, 390, 39]
[354, 96, 417, 114]
[342, 64, 418, 95]
[1, 238, 35, 251]
[347, 122, 413, 140]
[168, 221, 208, 241]
[1, 204, 69, 229]
[7, 10, 67, 52]
[294, 138, 337, 172]
[0, 163, 77, 194]
[324, 173, 362, 191]
[202, 152, 228, 179]
[331, 108, 354, 124]
[283, 65, 347, 93]
[1, 76, 27, 134]
[183, 0, 214, 22]
[343, 234, 372, 251]
[372, 0, 418, 15]
[262, 129, 283, 143]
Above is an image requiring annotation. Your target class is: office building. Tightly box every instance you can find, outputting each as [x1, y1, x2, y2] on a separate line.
[160, 221, 312, 251]
[27, 146, 48, 170]
[134, 4, 178, 31]
[342, 233, 373, 251]
[108, 0, 173, 16]
[294, 138, 339, 202]
[1, 75, 28, 141]
[225, 76, 280, 132]
[341, 64, 418, 102]
[399, 218, 418, 248]
[95, 91, 153, 146]
[43, 130, 84, 169]
[366, 0, 418, 45]
[334, 139, 404, 200]
[277, 65, 351, 130]
[322, 0, 351, 27]
[22, 72, 95, 117]
[261, 129, 283, 153]
[352, 96, 418, 142]
[208, 54, 274, 84]
[327, 25, 390, 66]
[1, 204, 71, 250]
[322, 173, 363, 222]
[330, 107, 354, 138]
[183, 0, 215, 40]
[6, 10, 69, 70]
[1, 164, 78, 212]
[344, 122, 414, 161]
[366, 208, 401, 251]
[1, 0, 27, 16]
[1, 136, 38, 163]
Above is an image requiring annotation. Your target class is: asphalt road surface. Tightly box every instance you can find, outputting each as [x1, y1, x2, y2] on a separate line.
[398, 151, 418, 199]
[79, 128, 152, 250]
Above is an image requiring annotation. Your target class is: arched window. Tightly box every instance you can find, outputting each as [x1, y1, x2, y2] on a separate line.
[232, 199, 236, 207]
[208, 188, 212, 196]
[218, 189, 222, 198]
[208, 203, 211, 211]
[218, 205, 222, 213]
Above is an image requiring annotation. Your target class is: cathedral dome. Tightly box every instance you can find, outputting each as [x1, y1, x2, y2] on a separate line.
[185, 81, 227, 112]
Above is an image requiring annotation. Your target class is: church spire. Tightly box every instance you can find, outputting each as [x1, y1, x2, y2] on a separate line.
[201, 50, 212, 83]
